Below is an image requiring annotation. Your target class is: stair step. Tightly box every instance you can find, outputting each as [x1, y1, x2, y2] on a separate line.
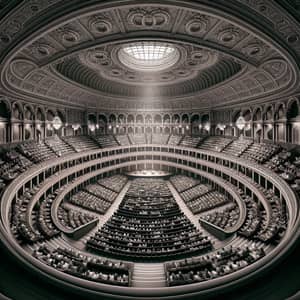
[132, 277, 166, 281]
[131, 280, 166, 288]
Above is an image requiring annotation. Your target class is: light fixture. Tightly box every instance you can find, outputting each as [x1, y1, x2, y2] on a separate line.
[88, 123, 96, 132]
[118, 41, 180, 72]
[204, 123, 210, 131]
[236, 116, 246, 130]
[72, 124, 80, 131]
[52, 116, 62, 130]
[217, 124, 226, 131]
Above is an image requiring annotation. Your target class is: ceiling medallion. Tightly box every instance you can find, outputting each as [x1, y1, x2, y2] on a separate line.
[185, 15, 209, 35]
[88, 50, 111, 66]
[58, 28, 80, 43]
[218, 27, 240, 43]
[127, 8, 170, 27]
[89, 15, 112, 34]
[118, 41, 180, 72]
[32, 43, 51, 57]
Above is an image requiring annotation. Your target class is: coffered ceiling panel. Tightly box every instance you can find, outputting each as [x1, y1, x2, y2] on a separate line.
[0, 0, 299, 110]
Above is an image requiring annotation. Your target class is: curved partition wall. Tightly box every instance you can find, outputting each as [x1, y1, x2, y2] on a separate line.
[0, 144, 299, 299]
[0, 1, 300, 299]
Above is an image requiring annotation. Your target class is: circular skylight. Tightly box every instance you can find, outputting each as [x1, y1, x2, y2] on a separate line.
[118, 42, 180, 72]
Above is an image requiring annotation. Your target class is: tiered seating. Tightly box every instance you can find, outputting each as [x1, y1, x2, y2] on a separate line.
[129, 134, 146, 144]
[264, 150, 291, 173]
[69, 191, 111, 214]
[198, 136, 232, 152]
[44, 135, 75, 156]
[11, 185, 44, 243]
[85, 184, 117, 203]
[19, 140, 57, 163]
[222, 138, 253, 157]
[0, 150, 33, 181]
[168, 134, 182, 145]
[37, 194, 60, 238]
[240, 142, 281, 163]
[62, 136, 99, 152]
[180, 136, 204, 148]
[115, 134, 131, 146]
[187, 191, 229, 214]
[151, 134, 170, 144]
[165, 245, 265, 286]
[238, 196, 261, 237]
[180, 184, 212, 203]
[171, 175, 229, 214]
[93, 135, 119, 148]
[10, 178, 71, 243]
[98, 175, 128, 193]
[33, 246, 131, 286]
[200, 203, 240, 230]
[255, 190, 284, 242]
[87, 178, 212, 261]
[170, 175, 200, 192]
[57, 204, 96, 230]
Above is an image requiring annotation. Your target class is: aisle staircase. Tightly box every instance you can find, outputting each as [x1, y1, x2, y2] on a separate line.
[131, 263, 166, 287]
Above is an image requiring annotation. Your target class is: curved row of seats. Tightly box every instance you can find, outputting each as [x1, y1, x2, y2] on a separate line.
[2, 134, 297, 290]
[87, 178, 212, 261]
[171, 176, 230, 214]
[165, 245, 265, 286]
[33, 246, 131, 286]
[57, 204, 96, 231]
[200, 203, 240, 230]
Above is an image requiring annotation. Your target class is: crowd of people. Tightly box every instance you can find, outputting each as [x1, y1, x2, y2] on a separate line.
[87, 178, 212, 261]
[2, 133, 297, 289]
[165, 245, 265, 286]
[33, 246, 131, 286]
[69, 191, 111, 214]
[0, 150, 32, 182]
[57, 204, 96, 231]
[200, 203, 240, 230]
[241, 142, 281, 163]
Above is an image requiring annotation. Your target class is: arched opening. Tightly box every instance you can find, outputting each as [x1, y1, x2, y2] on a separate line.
[12, 103, 23, 141]
[46, 110, 55, 137]
[127, 114, 134, 124]
[172, 114, 180, 124]
[243, 109, 252, 138]
[264, 106, 273, 140]
[191, 114, 200, 135]
[287, 100, 300, 143]
[0, 100, 10, 143]
[98, 114, 107, 134]
[182, 114, 189, 124]
[274, 104, 285, 142]
[136, 114, 144, 124]
[145, 115, 152, 124]
[88, 114, 97, 135]
[154, 114, 162, 123]
[201, 114, 210, 135]
[163, 114, 170, 123]
[118, 114, 125, 124]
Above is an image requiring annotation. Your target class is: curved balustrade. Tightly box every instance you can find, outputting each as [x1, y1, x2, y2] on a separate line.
[0, 144, 299, 299]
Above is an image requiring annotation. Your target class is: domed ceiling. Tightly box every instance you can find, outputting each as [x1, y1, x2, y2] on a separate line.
[0, 0, 299, 110]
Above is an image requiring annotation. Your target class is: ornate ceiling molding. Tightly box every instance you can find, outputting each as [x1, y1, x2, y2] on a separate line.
[0, 0, 299, 110]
